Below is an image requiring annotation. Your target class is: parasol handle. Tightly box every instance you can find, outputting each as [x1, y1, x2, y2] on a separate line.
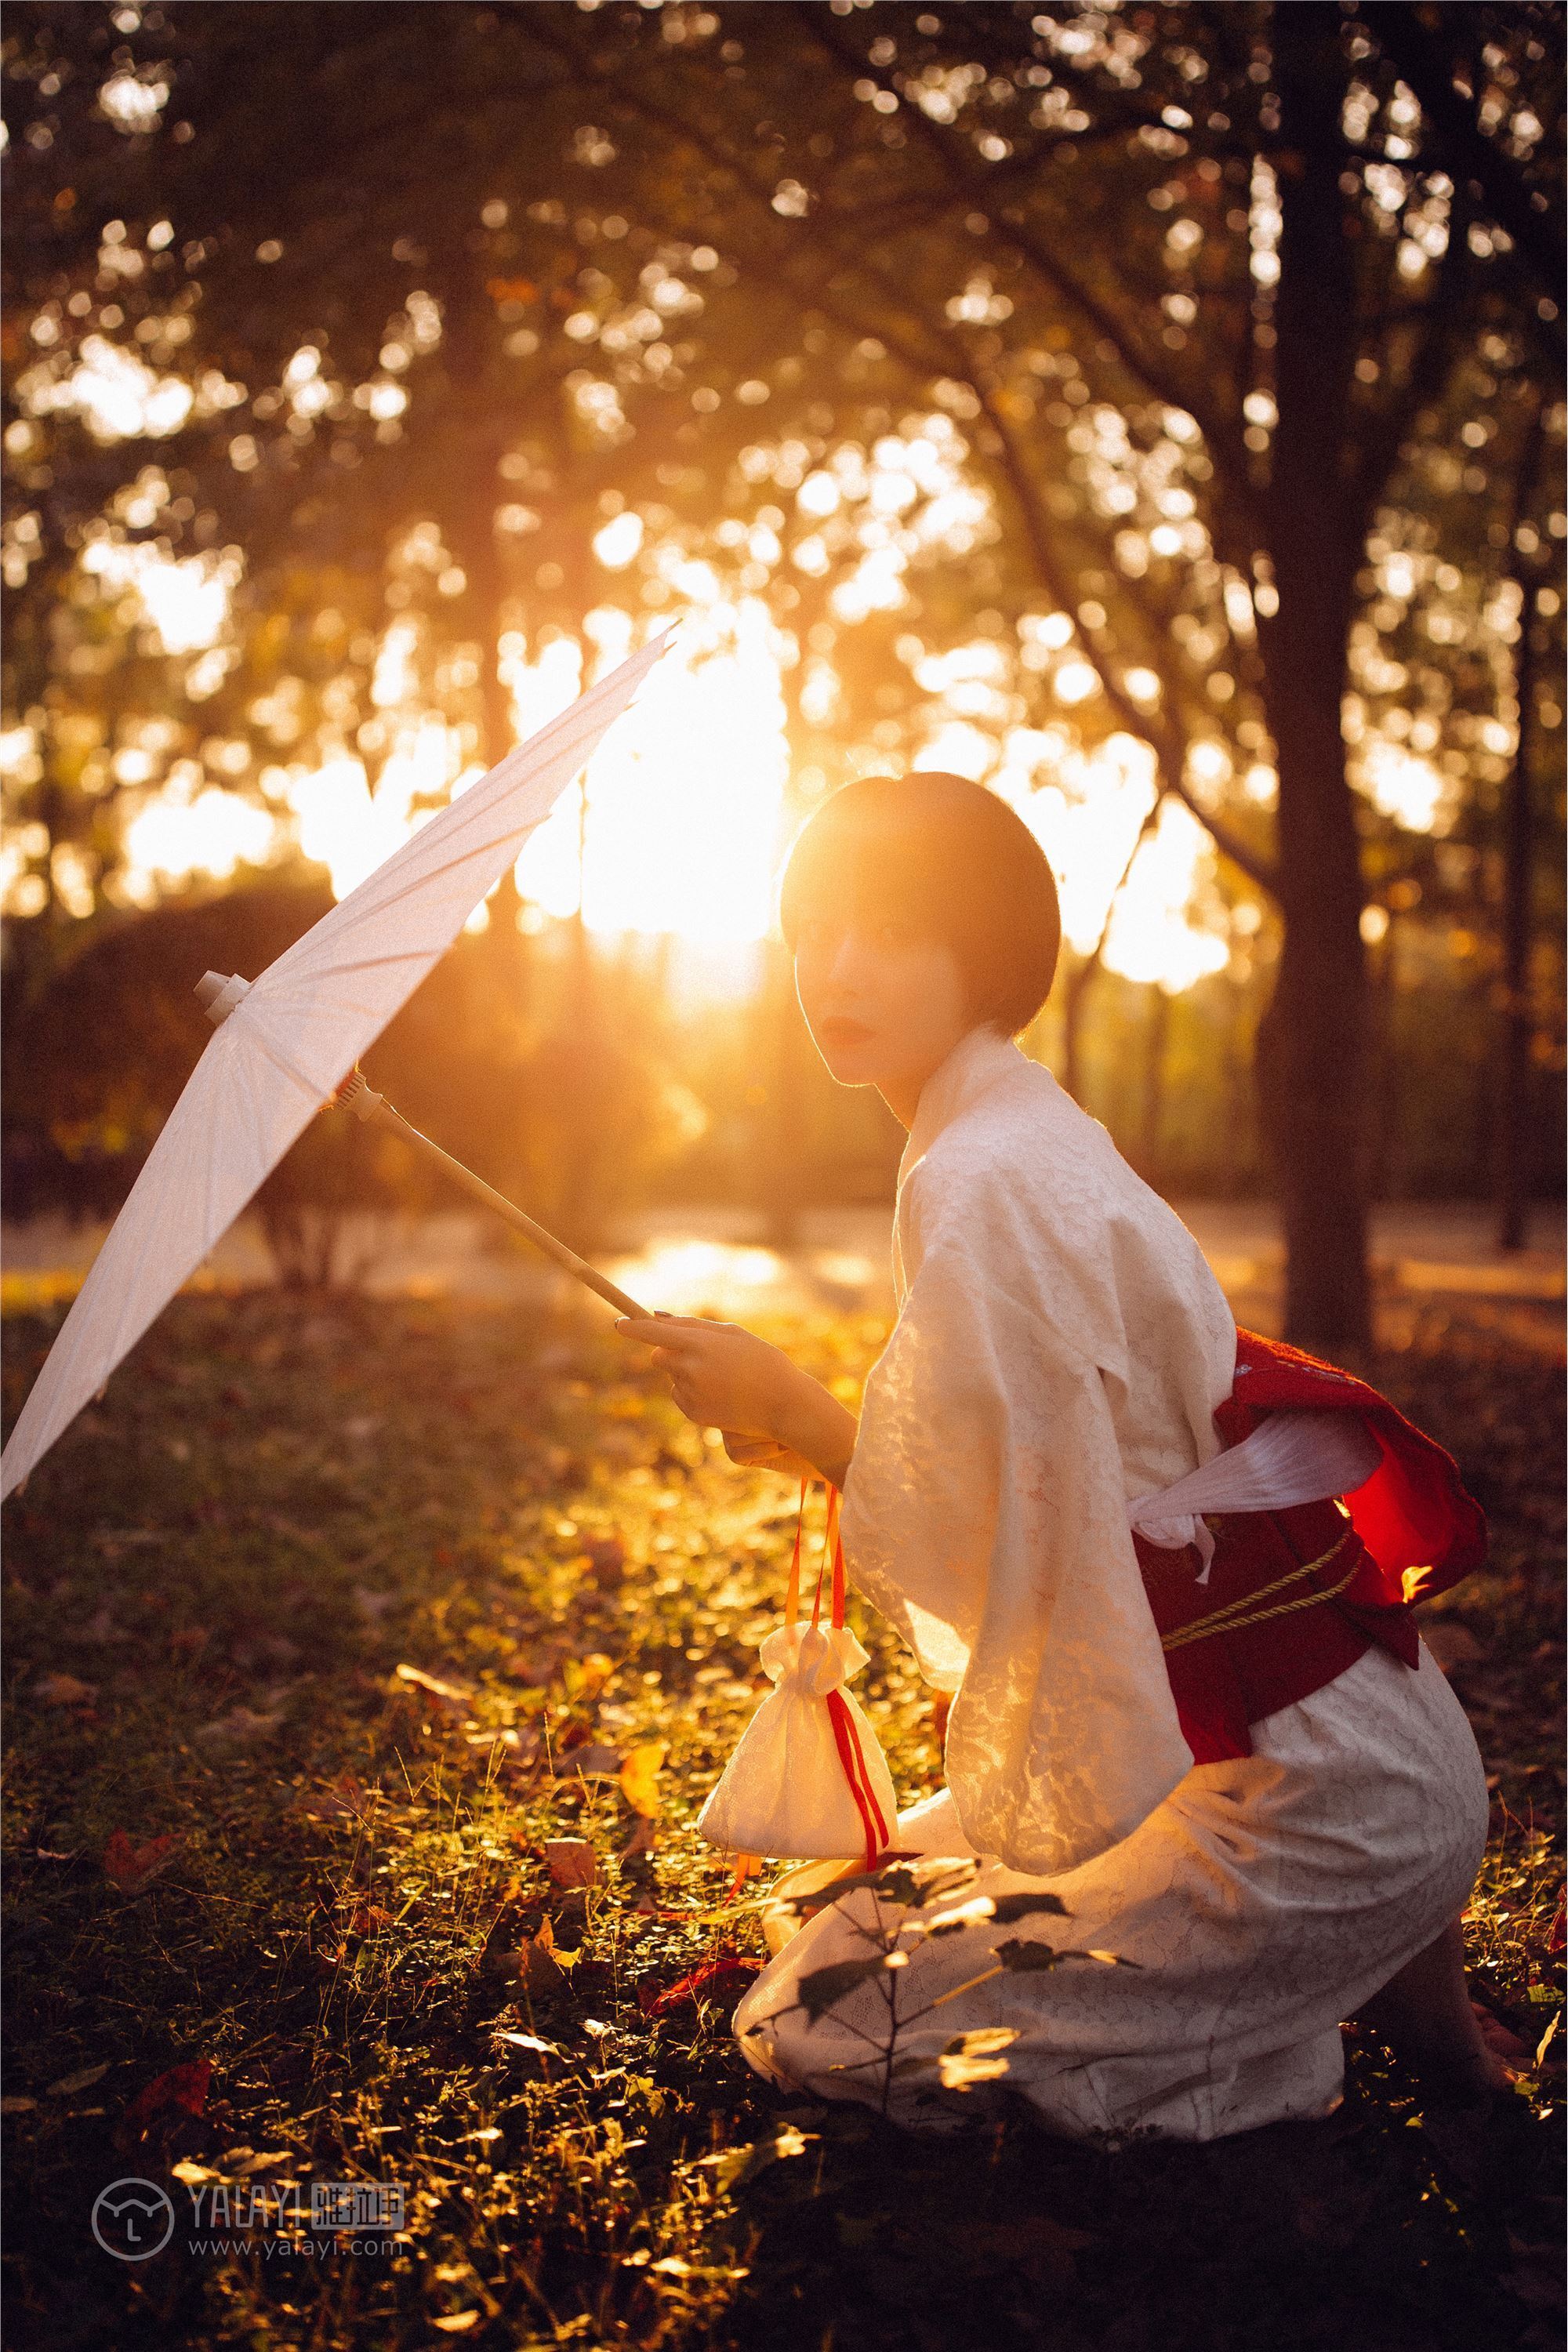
[332, 1071, 651, 1320]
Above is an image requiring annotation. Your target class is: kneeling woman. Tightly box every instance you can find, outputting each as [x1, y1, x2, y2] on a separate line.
[620, 771, 1500, 2142]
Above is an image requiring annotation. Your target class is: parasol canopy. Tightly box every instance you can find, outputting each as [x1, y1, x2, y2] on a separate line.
[1, 630, 673, 1501]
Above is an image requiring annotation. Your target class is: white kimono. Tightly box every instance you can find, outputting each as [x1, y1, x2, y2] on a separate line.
[734, 1026, 1488, 2140]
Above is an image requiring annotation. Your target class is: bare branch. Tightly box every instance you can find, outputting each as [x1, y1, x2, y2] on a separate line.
[1369, 3, 1565, 299]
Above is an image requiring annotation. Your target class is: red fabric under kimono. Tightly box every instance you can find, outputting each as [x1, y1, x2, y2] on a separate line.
[1137, 1327, 1489, 1766]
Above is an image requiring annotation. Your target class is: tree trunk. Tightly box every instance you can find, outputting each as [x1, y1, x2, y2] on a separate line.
[1254, 5, 1373, 1350]
[1497, 408, 1545, 1250]
[1139, 985, 1171, 1180]
[1369, 913, 1402, 1205]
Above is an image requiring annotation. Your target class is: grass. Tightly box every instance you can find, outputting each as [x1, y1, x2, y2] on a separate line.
[1, 1280, 1562, 2351]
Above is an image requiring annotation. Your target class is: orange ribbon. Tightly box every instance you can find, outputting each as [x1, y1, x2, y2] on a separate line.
[793, 1482, 887, 1873]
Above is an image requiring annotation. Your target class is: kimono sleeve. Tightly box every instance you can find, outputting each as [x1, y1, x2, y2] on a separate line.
[839, 1175, 1194, 1877]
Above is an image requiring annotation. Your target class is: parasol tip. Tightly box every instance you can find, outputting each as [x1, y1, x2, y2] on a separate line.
[195, 971, 252, 1027]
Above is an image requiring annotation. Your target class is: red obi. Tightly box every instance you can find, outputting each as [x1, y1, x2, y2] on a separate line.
[1135, 1327, 1487, 1766]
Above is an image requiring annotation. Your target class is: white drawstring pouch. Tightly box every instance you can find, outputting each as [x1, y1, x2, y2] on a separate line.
[697, 1486, 898, 1869]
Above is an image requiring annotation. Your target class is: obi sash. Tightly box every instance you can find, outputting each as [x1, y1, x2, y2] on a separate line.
[1134, 1327, 1487, 1766]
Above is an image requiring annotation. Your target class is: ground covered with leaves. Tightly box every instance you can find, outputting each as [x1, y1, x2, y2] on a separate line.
[2, 1279, 1562, 2350]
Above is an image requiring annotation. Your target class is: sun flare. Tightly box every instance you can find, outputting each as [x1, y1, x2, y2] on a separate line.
[72, 555, 1241, 992]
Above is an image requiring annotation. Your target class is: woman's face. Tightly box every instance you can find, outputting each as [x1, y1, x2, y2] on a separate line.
[793, 907, 975, 1116]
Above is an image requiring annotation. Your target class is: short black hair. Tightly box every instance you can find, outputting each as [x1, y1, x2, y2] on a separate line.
[778, 771, 1062, 1036]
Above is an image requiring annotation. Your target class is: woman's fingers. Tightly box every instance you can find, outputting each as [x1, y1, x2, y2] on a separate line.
[615, 1313, 731, 1343]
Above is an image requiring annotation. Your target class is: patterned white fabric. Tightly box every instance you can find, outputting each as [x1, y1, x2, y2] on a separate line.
[735, 1642, 1489, 2141]
[740, 1024, 1489, 2140]
[838, 1024, 1238, 1875]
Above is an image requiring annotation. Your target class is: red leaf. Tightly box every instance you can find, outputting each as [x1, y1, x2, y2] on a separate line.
[119, 2059, 212, 2144]
[637, 1956, 761, 2019]
[102, 1830, 182, 1893]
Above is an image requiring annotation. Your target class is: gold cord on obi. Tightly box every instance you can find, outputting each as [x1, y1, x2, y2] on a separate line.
[1159, 1529, 1360, 1653]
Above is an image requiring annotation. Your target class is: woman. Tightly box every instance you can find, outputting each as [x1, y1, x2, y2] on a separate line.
[618, 771, 1504, 2142]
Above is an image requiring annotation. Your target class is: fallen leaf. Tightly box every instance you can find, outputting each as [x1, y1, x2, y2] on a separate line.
[561, 1653, 614, 1702]
[34, 1673, 96, 1707]
[194, 1706, 281, 1747]
[394, 1663, 471, 1707]
[119, 2058, 212, 2146]
[619, 1743, 666, 1818]
[0, 2096, 37, 2114]
[48, 2061, 111, 2097]
[698, 2125, 816, 2191]
[494, 2031, 561, 2060]
[482, 1907, 568, 1994]
[638, 1957, 762, 2018]
[103, 1830, 183, 1894]
[432, 2314, 481, 2335]
[543, 1838, 598, 1889]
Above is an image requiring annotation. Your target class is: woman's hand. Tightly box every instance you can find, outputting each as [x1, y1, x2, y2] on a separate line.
[615, 1313, 858, 1488]
[613, 1315, 796, 1435]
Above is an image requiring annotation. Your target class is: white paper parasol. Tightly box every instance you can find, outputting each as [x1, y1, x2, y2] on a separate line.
[1, 630, 673, 1500]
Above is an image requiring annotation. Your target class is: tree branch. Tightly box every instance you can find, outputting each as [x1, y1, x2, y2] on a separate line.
[792, 3, 1264, 511]
[1369, 3, 1565, 298]
[975, 379, 1279, 896]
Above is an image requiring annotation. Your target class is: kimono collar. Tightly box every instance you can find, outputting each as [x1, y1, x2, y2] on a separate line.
[898, 1023, 1030, 1194]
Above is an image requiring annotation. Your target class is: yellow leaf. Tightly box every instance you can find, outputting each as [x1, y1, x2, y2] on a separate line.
[563, 1653, 613, 1701]
[433, 2314, 481, 2335]
[394, 1663, 471, 1705]
[619, 1743, 666, 1818]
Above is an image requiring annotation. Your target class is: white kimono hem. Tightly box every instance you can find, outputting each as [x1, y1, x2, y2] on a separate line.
[733, 1642, 1488, 2143]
